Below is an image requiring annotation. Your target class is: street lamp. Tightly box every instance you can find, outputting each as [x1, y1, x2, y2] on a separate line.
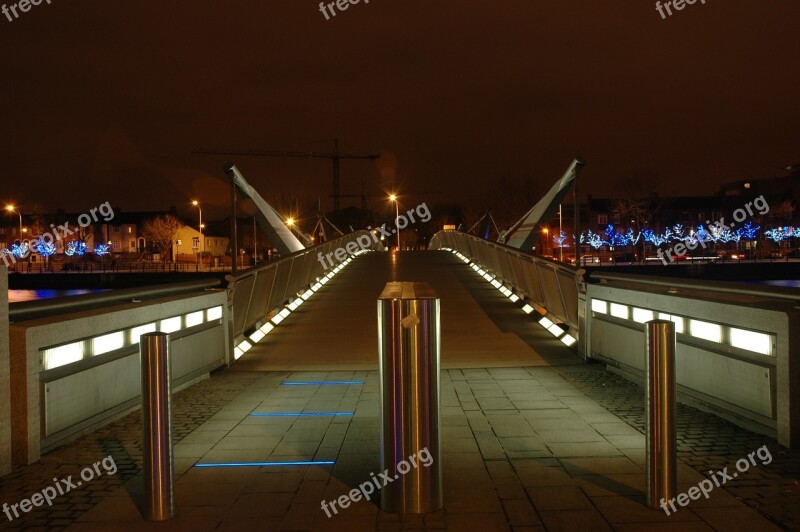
[5, 204, 22, 239]
[192, 200, 204, 270]
[389, 194, 400, 251]
[542, 227, 549, 256]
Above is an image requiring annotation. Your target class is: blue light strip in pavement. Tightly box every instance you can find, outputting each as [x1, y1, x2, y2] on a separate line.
[280, 381, 364, 386]
[195, 461, 335, 468]
[250, 412, 353, 417]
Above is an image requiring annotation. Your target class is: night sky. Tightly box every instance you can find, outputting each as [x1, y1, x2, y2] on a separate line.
[1, 1, 798, 221]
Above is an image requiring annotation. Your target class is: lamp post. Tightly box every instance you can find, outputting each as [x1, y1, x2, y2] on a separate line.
[191, 201, 203, 269]
[389, 194, 400, 251]
[5, 205, 22, 241]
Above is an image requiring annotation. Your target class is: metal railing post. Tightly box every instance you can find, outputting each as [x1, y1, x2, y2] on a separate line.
[378, 282, 442, 513]
[645, 320, 677, 508]
[140, 332, 175, 521]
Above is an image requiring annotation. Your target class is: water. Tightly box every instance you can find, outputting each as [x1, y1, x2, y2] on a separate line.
[8, 289, 105, 303]
[755, 280, 800, 288]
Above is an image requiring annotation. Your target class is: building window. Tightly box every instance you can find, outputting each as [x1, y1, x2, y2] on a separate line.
[597, 214, 608, 225]
[112, 226, 120, 233]
[128, 226, 133, 234]
[130, 240, 136, 250]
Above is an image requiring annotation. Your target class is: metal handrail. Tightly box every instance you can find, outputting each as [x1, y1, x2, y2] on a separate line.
[9, 278, 223, 321]
[429, 230, 580, 333]
[589, 271, 800, 303]
[228, 230, 385, 342]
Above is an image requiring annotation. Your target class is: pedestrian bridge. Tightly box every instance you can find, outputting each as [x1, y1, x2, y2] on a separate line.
[3, 230, 798, 465]
[1, 230, 798, 529]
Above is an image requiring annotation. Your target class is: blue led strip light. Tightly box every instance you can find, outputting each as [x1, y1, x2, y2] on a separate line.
[280, 381, 364, 386]
[250, 412, 353, 417]
[195, 461, 335, 468]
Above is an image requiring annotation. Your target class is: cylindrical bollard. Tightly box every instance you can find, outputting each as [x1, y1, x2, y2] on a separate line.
[377, 282, 442, 513]
[140, 332, 175, 521]
[645, 320, 677, 509]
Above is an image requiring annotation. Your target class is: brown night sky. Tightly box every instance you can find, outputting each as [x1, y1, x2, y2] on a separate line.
[0, 1, 798, 220]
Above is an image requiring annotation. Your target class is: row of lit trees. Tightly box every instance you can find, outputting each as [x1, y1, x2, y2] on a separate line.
[545, 223, 800, 256]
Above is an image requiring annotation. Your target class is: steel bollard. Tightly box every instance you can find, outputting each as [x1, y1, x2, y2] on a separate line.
[140, 332, 175, 521]
[645, 320, 677, 509]
[377, 282, 442, 513]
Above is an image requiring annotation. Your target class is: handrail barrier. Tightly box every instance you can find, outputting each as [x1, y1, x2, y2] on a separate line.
[429, 230, 580, 341]
[227, 230, 385, 351]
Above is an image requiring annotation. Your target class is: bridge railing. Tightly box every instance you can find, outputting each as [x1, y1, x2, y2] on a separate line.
[7, 281, 229, 464]
[584, 271, 800, 447]
[429, 230, 581, 341]
[227, 230, 386, 354]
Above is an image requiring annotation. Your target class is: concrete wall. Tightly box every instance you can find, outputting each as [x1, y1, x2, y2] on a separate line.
[9, 289, 228, 464]
[586, 282, 799, 447]
[0, 266, 10, 476]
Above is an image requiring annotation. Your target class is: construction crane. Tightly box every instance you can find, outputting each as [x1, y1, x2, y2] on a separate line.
[193, 139, 380, 210]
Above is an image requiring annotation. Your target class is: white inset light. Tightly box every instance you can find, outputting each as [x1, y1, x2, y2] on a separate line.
[207, 306, 223, 321]
[234, 346, 244, 360]
[547, 323, 564, 337]
[93, 331, 124, 355]
[591, 299, 607, 314]
[300, 290, 313, 301]
[289, 299, 302, 311]
[160, 317, 182, 333]
[730, 328, 772, 355]
[271, 314, 285, 325]
[319, 276, 329, 285]
[279, 308, 291, 319]
[540, 317, 555, 329]
[311, 282, 322, 292]
[239, 340, 253, 352]
[690, 320, 722, 343]
[131, 323, 157, 343]
[509, 294, 520, 303]
[632, 308, 655, 324]
[259, 323, 275, 335]
[44, 342, 84, 370]
[186, 311, 204, 328]
[670, 316, 685, 334]
[610, 303, 629, 320]
[560, 334, 577, 346]
[491, 280, 502, 289]
[250, 329, 266, 343]
[522, 304, 534, 314]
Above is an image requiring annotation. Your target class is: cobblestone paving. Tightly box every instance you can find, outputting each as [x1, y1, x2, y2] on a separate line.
[556, 363, 800, 530]
[0, 371, 261, 530]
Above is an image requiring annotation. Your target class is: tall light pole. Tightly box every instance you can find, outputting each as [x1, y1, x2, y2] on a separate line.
[192, 200, 203, 270]
[389, 194, 400, 251]
[5, 205, 22, 240]
[559, 204, 563, 262]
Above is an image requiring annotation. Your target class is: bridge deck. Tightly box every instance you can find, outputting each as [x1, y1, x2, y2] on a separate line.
[233, 251, 579, 372]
